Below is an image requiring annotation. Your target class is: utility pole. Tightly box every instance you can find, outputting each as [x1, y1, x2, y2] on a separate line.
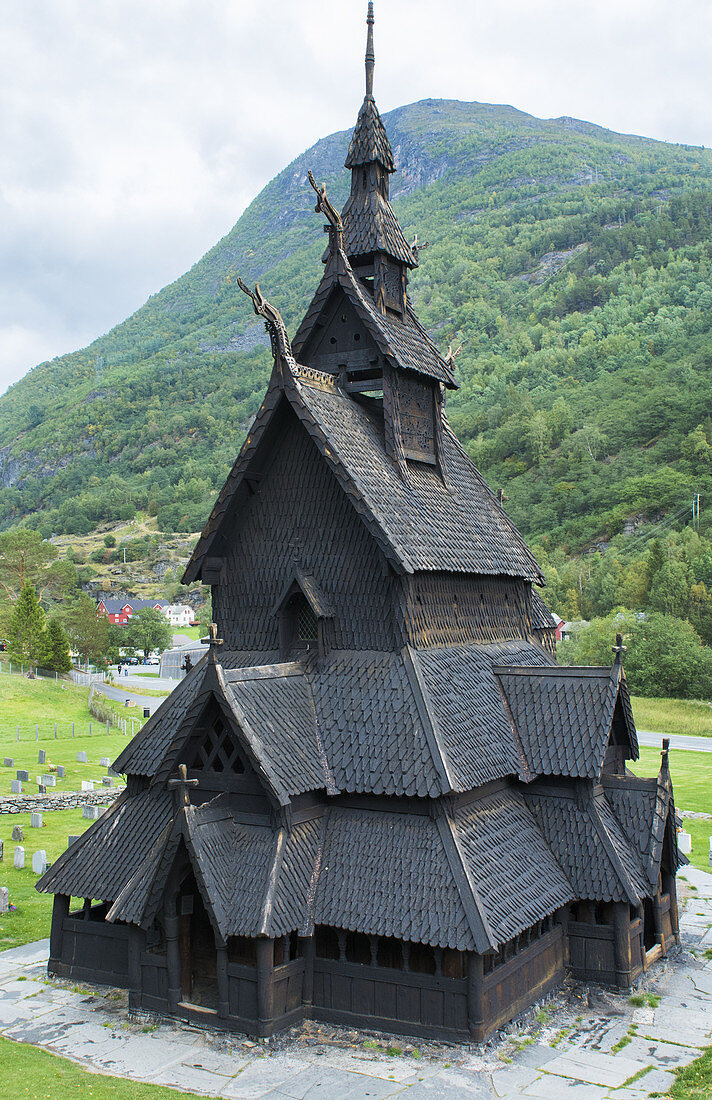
[693, 493, 701, 530]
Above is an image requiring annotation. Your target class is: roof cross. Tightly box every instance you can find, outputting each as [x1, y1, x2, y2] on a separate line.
[612, 632, 627, 658]
[167, 763, 199, 807]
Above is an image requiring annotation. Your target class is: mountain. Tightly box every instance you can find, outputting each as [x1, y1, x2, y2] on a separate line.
[2, 99, 712, 552]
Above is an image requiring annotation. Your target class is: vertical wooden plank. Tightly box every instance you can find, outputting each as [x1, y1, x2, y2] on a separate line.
[613, 903, 632, 988]
[256, 938, 275, 1031]
[467, 952, 485, 1041]
[50, 894, 69, 965]
[217, 944, 229, 1019]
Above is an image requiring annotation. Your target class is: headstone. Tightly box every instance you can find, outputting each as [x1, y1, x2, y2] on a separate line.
[37, 784, 46, 795]
[76, 751, 87, 763]
[0, 839, 3, 862]
[11, 825, 23, 842]
[81, 781, 94, 792]
[38, 749, 46, 764]
[16, 770, 29, 782]
[3, 757, 13, 767]
[32, 850, 47, 875]
[83, 806, 99, 820]
[67, 835, 79, 847]
[30, 812, 43, 829]
[42, 775, 56, 787]
[102, 776, 113, 787]
[679, 831, 692, 855]
[14, 846, 24, 869]
[99, 757, 110, 767]
[56, 765, 65, 778]
[0, 887, 8, 912]
[10, 780, 22, 794]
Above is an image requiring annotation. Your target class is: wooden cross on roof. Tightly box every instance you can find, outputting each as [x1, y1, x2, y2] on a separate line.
[167, 763, 199, 807]
[612, 632, 627, 657]
[201, 621, 224, 662]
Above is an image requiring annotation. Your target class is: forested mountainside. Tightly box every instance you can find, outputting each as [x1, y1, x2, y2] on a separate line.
[1, 98, 712, 553]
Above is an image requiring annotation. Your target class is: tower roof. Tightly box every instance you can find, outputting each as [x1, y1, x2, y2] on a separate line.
[345, 2, 395, 173]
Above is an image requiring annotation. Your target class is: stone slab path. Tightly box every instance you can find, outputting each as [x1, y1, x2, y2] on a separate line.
[1, 868, 711, 1099]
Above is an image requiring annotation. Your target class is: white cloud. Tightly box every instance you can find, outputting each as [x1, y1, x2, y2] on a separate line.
[1, 0, 711, 394]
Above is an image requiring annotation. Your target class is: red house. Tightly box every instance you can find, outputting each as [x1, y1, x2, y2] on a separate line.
[97, 598, 168, 625]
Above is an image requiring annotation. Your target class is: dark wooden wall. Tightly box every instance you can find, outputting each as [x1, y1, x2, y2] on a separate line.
[213, 408, 396, 653]
[400, 574, 533, 648]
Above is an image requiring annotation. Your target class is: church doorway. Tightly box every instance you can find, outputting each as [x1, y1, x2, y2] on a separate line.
[177, 873, 219, 1011]
[643, 896, 657, 953]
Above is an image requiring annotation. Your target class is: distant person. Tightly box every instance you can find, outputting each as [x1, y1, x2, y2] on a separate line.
[182, 654, 193, 676]
[117, 663, 122, 676]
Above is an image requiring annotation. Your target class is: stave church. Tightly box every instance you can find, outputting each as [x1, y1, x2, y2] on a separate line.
[38, 4, 684, 1042]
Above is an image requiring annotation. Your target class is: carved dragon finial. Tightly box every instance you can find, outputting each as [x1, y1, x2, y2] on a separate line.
[444, 341, 462, 368]
[411, 233, 430, 260]
[236, 276, 293, 363]
[365, 2, 375, 97]
[307, 170, 344, 234]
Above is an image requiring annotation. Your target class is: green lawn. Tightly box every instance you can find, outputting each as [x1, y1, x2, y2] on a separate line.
[0, 807, 96, 949]
[0, 673, 146, 743]
[667, 1043, 712, 1099]
[630, 695, 712, 738]
[0, 1037, 205, 1099]
[631, 747, 712, 873]
[174, 626, 202, 641]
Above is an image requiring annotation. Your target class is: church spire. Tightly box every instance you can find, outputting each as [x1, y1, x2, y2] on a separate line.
[365, 1, 375, 98]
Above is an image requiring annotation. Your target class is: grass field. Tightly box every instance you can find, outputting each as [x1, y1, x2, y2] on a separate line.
[630, 695, 712, 738]
[0, 806, 96, 949]
[0, 1036, 205, 1100]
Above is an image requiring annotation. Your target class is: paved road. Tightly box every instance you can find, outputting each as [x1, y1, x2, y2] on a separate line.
[637, 730, 712, 754]
[93, 682, 164, 716]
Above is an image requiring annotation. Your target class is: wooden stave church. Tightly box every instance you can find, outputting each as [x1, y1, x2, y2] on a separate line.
[38, 5, 684, 1043]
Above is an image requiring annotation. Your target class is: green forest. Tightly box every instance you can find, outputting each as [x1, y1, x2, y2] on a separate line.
[1, 98, 712, 686]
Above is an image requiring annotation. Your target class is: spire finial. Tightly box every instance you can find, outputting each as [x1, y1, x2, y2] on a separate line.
[365, 2, 375, 97]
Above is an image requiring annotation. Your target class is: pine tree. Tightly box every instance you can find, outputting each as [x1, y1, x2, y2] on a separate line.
[8, 582, 46, 664]
[43, 618, 72, 673]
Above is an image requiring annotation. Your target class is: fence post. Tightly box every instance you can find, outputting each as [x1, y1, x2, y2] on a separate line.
[106, 720, 110, 737]
[16, 723, 19, 743]
[35, 723, 38, 741]
[72, 722, 75, 738]
[54, 721, 57, 740]
[89, 722, 92, 737]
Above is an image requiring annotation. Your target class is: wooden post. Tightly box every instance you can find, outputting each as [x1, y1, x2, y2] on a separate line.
[652, 892, 666, 955]
[557, 907, 570, 966]
[467, 952, 485, 1041]
[50, 894, 69, 965]
[301, 936, 315, 1008]
[256, 938, 275, 1034]
[217, 942, 229, 1019]
[128, 925, 143, 1011]
[165, 903, 181, 1012]
[664, 870, 680, 941]
[613, 903, 632, 989]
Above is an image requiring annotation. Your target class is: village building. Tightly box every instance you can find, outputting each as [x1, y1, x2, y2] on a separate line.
[97, 597, 169, 626]
[39, 6, 683, 1043]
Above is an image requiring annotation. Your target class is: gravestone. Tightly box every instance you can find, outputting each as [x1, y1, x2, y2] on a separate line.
[56, 765, 65, 779]
[30, 812, 43, 829]
[38, 750, 46, 765]
[679, 831, 692, 855]
[32, 851, 47, 875]
[0, 839, 3, 861]
[42, 775, 56, 787]
[11, 825, 23, 842]
[10, 780, 22, 794]
[81, 781, 94, 792]
[0, 887, 8, 912]
[76, 751, 87, 763]
[83, 806, 99, 820]
[3, 757, 13, 767]
[67, 835, 79, 847]
[99, 757, 110, 767]
[37, 784, 46, 794]
[102, 776, 113, 787]
[14, 846, 24, 869]
[16, 770, 29, 782]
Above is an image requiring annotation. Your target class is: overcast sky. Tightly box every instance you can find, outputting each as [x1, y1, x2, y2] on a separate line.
[2, 0, 711, 395]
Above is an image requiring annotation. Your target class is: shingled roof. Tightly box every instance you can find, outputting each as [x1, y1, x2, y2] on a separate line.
[345, 95, 395, 172]
[494, 664, 639, 780]
[603, 768, 686, 886]
[342, 187, 417, 267]
[524, 787, 649, 905]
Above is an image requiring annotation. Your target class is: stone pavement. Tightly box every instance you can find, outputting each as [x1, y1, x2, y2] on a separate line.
[1, 868, 711, 1099]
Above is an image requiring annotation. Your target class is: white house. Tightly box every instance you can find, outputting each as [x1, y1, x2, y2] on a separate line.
[165, 604, 194, 628]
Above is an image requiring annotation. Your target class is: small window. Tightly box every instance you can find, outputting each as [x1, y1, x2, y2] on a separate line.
[345, 931, 371, 966]
[409, 943, 436, 975]
[376, 937, 403, 970]
[228, 936, 256, 967]
[315, 925, 339, 959]
[191, 715, 246, 774]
